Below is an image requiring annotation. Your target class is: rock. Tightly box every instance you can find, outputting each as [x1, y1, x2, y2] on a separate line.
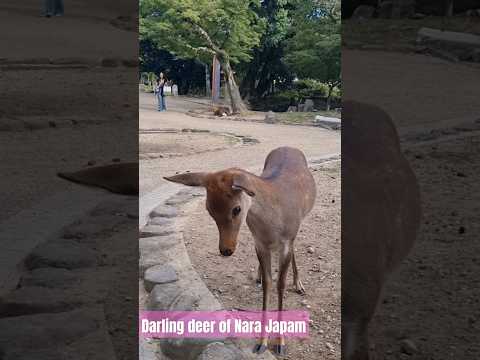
[150, 281, 222, 312]
[400, 339, 418, 355]
[166, 193, 193, 206]
[352, 5, 375, 19]
[314, 116, 341, 130]
[307, 246, 315, 254]
[25, 241, 96, 270]
[287, 106, 297, 112]
[304, 99, 315, 112]
[144, 265, 178, 292]
[151, 205, 178, 218]
[197, 342, 246, 360]
[140, 337, 161, 360]
[411, 12, 426, 19]
[0, 307, 116, 360]
[140, 224, 176, 238]
[19, 268, 77, 289]
[148, 217, 172, 226]
[417, 28, 480, 62]
[379, 0, 415, 18]
[264, 111, 278, 124]
[172, 84, 179, 96]
[466, 9, 480, 17]
[298, 104, 306, 112]
[0, 286, 87, 317]
[139, 236, 179, 275]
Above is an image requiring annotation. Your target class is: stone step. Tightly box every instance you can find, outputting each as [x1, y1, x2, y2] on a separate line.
[25, 240, 97, 270]
[0, 307, 116, 360]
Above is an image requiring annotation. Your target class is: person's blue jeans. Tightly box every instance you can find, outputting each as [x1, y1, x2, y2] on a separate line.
[157, 94, 166, 111]
[45, 0, 64, 16]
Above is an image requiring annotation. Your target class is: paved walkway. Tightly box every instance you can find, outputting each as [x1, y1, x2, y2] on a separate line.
[0, 1, 136, 61]
[139, 93, 341, 196]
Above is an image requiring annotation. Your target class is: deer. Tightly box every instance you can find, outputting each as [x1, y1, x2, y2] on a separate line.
[342, 101, 421, 359]
[164, 146, 316, 356]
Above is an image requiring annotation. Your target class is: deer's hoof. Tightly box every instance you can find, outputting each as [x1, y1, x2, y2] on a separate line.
[295, 280, 306, 295]
[272, 344, 287, 356]
[253, 344, 267, 354]
[295, 287, 306, 295]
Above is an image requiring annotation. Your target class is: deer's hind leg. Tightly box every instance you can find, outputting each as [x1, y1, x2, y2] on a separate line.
[272, 243, 293, 356]
[292, 249, 305, 295]
[253, 246, 272, 354]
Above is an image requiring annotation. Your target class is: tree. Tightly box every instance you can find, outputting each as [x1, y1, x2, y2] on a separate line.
[239, 0, 295, 99]
[140, 39, 206, 95]
[140, 0, 264, 113]
[285, 0, 341, 110]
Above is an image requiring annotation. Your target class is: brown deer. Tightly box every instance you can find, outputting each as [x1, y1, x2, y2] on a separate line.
[165, 146, 316, 355]
[342, 101, 421, 359]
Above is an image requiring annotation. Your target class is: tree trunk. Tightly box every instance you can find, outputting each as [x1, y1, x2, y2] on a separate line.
[326, 85, 334, 111]
[445, 0, 454, 16]
[205, 64, 211, 97]
[221, 58, 248, 114]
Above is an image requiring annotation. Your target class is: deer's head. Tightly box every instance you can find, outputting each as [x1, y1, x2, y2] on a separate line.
[164, 169, 255, 256]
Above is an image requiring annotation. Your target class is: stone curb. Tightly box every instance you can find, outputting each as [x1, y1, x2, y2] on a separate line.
[0, 193, 137, 359]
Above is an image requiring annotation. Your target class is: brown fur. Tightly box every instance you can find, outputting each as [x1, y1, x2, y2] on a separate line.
[58, 162, 138, 195]
[342, 101, 421, 359]
[165, 147, 316, 354]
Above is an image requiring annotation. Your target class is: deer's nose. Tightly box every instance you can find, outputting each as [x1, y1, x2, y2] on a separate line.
[220, 248, 233, 257]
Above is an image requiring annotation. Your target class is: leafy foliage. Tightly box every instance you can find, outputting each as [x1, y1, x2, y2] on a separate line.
[239, 0, 296, 99]
[140, 0, 264, 63]
[285, 0, 341, 88]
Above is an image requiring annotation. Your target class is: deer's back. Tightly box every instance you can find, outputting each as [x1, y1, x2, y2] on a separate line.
[261, 147, 316, 219]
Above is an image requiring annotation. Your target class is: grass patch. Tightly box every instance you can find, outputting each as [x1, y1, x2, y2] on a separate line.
[276, 111, 340, 125]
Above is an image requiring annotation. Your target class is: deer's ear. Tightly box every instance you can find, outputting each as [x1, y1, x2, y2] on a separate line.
[164, 172, 208, 187]
[232, 173, 255, 197]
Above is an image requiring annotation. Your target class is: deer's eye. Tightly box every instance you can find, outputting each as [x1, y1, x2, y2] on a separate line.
[232, 206, 241, 217]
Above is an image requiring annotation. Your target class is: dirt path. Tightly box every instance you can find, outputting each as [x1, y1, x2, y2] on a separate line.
[139, 93, 340, 195]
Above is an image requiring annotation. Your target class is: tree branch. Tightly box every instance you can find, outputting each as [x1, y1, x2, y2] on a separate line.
[184, 43, 216, 56]
[187, 21, 226, 57]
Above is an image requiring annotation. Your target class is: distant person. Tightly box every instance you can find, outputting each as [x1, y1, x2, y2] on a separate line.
[44, 0, 64, 17]
[155, 72, 167, 112]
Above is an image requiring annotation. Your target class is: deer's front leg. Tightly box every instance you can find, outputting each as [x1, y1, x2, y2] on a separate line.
[272, 245, 292, 356]
[253, 246, 271, 354]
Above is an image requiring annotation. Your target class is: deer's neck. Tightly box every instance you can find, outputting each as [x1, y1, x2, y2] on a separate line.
[245, 175, 279, 229]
